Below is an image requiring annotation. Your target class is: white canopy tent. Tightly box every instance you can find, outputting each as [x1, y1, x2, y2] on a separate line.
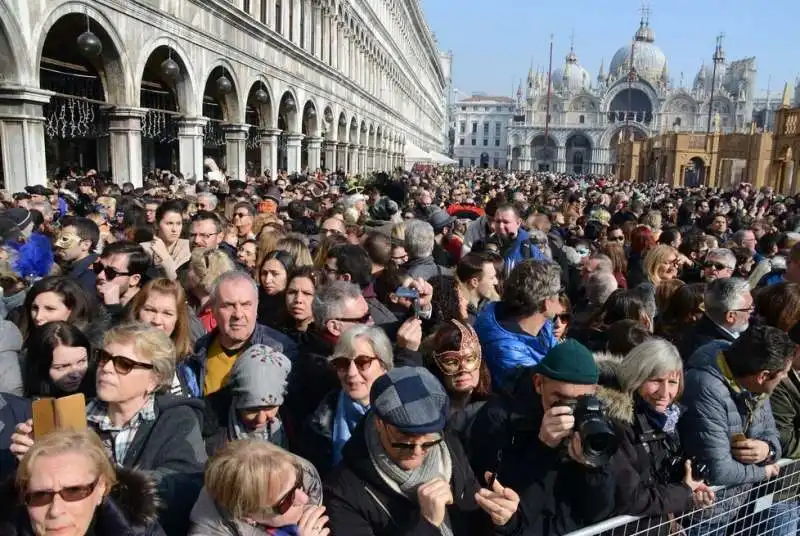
[428, 151, 457, 165]
[404, 141, 433, 169]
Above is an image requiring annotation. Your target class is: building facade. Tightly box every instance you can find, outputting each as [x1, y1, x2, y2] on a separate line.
[452, 95, 514, 169]
[508, 13, 757, 175]
[0, 0, 446, 190]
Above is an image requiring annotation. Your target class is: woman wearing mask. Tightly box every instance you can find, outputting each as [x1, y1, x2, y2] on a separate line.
[258, 250, 294, 328]
[300, 326, 392, 478]
[599, 338, 715, 524]
[22, 322, 96, 399]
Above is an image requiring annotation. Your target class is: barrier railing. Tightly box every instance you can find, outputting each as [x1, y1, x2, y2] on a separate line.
[567, 458, 800, 536]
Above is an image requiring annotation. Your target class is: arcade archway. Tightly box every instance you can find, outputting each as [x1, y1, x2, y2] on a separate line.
[683, 156, 707, 187]
[566, 133, 592, 174]
[530, 135, 557, 171]
[608, 88, 653, 125]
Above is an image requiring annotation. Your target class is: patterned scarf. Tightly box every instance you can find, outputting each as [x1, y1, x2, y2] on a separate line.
[636, 394, 682, 434]
[331, 390, 369, 466]
[364, 413, 454, 536]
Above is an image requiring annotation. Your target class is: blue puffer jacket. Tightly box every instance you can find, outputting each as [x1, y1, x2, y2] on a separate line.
[474, 302, 556, 390]
[501, 228, 545, 276]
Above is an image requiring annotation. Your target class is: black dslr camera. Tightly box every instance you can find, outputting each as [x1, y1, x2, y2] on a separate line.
[663, 456, 710, 484]
[556, 395, 619, 466]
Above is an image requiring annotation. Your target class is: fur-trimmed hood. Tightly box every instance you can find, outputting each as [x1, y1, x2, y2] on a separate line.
[0, 466, 163, 535]
[594, 351, 636, 425]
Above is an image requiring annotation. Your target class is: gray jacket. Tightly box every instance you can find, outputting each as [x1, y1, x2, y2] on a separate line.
[0, 321, 22, 396]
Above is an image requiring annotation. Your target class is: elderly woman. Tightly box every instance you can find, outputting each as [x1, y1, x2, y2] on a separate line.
[599, 338, 714, 521]
[1, 429, 165, 535]
[11, 323, 207, 535]
[204, 345, 293, 456]
[189, 439, 327, 536]
[300, 325, 392, 478]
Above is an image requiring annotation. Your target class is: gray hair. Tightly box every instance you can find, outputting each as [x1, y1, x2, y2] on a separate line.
[704, 277, 750, 323]
[197, 192, 218, 210]
[618, 338, 683, 395]
[403, 219, 435, 259]
[529, 229, 553, 260]
[312, 281, 363, 327]
[332, 325, 394, 371]
[210, 270, 258, 308]
[706, 248, 736, 269]
[588, 253, 614, 273]
[586, 270, 619, 306]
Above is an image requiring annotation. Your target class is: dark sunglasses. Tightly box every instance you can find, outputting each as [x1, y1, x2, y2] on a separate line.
[703, 262, 730, 271]
[391, 437, 443, 453]
[271, 472, 304, 515]
[555, 313, 572, 323]
[334, 312, 371, 324]
[331, 355, 378, 373]
[24, 479, 99, 507]
[608, 235, 625, 242]
[95, 349, 154, 375]
[92, 263, 130, 279]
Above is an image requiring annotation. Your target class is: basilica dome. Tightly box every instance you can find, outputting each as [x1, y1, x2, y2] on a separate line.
[609, 20, 667, 86]
[552, 49, 591, 92]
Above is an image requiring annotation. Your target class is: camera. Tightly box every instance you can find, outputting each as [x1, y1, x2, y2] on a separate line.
[555, 395, 619, 466]
[663, 456, 710, 484]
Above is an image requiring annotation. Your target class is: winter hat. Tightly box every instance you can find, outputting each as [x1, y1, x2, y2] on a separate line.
[536, 339, 599, 385]
[428, 208, 456, 233]
[226, 344, 292, 409]
[370, 367, 449, 435]
[264, 185, 282, 204]
[6, 208, 31, 230]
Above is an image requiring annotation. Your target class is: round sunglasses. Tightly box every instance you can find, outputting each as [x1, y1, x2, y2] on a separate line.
[330, 355, 378, 373]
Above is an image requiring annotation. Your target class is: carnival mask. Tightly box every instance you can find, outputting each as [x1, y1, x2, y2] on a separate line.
[55, 232, 81, 250]
[433, 320, 482, 376]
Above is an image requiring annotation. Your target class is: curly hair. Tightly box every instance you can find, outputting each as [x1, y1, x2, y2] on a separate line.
[501, 260, 561, 317]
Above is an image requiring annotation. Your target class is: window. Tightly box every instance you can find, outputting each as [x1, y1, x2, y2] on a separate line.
[483, 123, 489, 136]
[459, 159, 464, 167]
[243, 0, 250, 13]
[275, 0, 282, 33]
[471, 122, 477, 134]
[547, 114, 551, 122]
[675, 117, 682, 126]
[494, 158, 499, 168]
[473, 106, 479, 111]
[470, 159, 475, 166]
[495, 139, 500, 147]
[495, 122, 501, 136]
[459, 138, 464, 145]
[461, 106, 466, 111]
[471, 139, 476, 146]
[579, 115, 585, 124]
[260, 0, 268, 23]
[483, 139, 488, 146]
[459, 121, 465, 134]
[485, 106, 490, 111]
[496, 106, 502, 111]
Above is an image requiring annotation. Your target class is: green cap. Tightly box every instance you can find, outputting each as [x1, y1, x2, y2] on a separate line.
[536, 339, 598, 385]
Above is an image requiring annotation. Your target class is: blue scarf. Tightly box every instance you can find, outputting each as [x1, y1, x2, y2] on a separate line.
[331, 390, 368, 466]
[636, 394, 682, 434]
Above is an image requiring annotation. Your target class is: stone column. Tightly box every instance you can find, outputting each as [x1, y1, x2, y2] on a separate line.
[336, 142, 347, 172]
[259, 128, 281, 179]
[265, 0, 275, 28]
[0, 86, 50, 191]
[313, 5, 322, 59]
[281, 0, 291, 39]
[306, 136, 322, 171]
[323, 140, 337, 171]
[366, 148, 375, 172]
[107, 106, 146, 187]
[177, 116, 207, 182]
[285, 133, 304, 173]
[331, 19, 339, 70]
[223, 123, 249, 181]
[320, 11, 328, 64]
[357, 146, 367, 175]
[555, 145, 566, 173]
[348, 144, 358, 175]
[291, 0, 301, 46]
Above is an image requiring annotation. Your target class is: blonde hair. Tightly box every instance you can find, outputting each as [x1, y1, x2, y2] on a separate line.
[17, 429, 117, 499]
[127, 278, 193, 358]
[190, 249, 237, 295]
[642, 210, 662, 233]
[391, 222, 407, 242]
[205, 439, 298, 519]
[104, 323, 176, 392]
[256, 225, 287, 270]
[276, 235, 313, 268]
[643, 245, 679, 285]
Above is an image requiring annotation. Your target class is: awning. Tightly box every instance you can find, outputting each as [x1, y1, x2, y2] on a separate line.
[404, 141, 433, 163]
[428, 151, 457, 165]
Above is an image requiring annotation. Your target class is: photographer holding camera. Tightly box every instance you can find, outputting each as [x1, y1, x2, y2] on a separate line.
[597, 338, 714, 525]
[469, 339, 617, 535]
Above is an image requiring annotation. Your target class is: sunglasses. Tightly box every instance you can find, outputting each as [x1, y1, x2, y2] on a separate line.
[271, 471, 304, 515]
[555, 313, 572, 323]
[331, 355, 378, 373]
[703, 262, 730, 271]
[93, 263, 130, 279]
[434, 353, 481, 376]
[608, 235, 625, 242]
[233, 212, 251, 219]
[95, 349, 154, 375]
[334, 312, 371, 325]
[391, 437, 443, 453]
[24, 479, 99, 507]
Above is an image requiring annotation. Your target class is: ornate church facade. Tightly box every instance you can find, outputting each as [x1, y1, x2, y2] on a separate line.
[508, 14, 757, 175]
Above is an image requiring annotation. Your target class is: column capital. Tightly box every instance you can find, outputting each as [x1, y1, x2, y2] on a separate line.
[286, 133, 305, 143]
[178, 116, 209, 128]
[106, 106, 147, 119]
[222, 123, 250, 134]
[259, 128, 282, 137]
[0, 84, 54, 105]
[306, 136, 323, 146]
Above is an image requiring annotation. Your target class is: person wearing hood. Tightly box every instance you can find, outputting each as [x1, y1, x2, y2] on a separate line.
[204, 344, 293, 454]
[596, 339, 715, 524]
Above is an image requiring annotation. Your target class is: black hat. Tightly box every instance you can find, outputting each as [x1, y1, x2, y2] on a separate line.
[0, 216, 22, 244]
[264, 185, 282, 204]
[6, 207, 31, 229]
[25, 185, 47, 196]
[427, 208, 456, 233]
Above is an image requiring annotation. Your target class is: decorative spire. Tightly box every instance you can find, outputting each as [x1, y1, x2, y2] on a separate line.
[713, 33, 726, 65]
[660, 63, 669, 85]
[781, 82, 792, 108]
[597, 58, 605, 84]
[566, 30, 577, 64]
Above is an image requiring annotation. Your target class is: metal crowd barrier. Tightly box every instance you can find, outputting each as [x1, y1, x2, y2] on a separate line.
[567, 458, 800, 536]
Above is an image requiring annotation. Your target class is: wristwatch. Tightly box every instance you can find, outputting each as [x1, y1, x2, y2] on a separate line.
[766, 445, 777, 464]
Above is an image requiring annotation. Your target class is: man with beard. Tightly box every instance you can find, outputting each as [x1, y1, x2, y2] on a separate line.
[54, 216, 100, 295]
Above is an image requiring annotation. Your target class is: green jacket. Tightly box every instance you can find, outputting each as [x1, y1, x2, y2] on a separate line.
[771, 368, 800, 459]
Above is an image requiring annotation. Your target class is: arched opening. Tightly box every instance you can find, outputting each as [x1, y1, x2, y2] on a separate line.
[139, 46, 190, 172]
[276, 91, 298, 172]
[530, 135, 557, 171]
[566, 133, 592, 174]
[608, 88, 653, 124]
[300, 101, 318, 169]
[337, 112, 347, 143]
[510, 147, 522, 171]
[244, 81, 273, 175]
[202, 65, 240, 172]
[480, 152, 490, 169]
[40, 14, 124, 175]
[684, 156, 707, 187]
[0, 16, 21, 187]
[579, 115, 585, 124]
[348, 118, 358, 171]
[608, 127, 647, 174]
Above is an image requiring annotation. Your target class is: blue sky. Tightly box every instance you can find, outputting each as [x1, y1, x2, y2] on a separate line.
[420, 0, 799, 98]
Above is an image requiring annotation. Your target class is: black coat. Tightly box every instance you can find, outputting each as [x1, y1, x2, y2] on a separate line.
[677, 314, 737, 362]
[0, 394, 30, 481]
[285, 329, 341, 427]
[323, 416, 522, 536]
[469, 368, 617, 536]
[0, 467, 166, 536]
[298, 388, 338, 479]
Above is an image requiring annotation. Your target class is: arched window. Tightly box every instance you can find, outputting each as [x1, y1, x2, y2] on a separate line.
[675, 117, 682, 126]
[579, 115, 585, 124]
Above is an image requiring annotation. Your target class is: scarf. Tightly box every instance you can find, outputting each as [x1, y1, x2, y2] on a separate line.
[364, 414, 454, 536]
[227, 403, 288, 449]
[331, 390, 369, 466]
[636, 394, 681, 434]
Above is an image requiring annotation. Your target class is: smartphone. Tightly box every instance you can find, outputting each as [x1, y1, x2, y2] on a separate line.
[395, 286, 420, 319]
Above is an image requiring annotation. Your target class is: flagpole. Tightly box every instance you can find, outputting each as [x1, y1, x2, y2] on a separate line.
[544, 34, 554, 165]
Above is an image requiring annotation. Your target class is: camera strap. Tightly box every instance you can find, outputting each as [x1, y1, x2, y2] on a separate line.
[635, 413, 667, 455]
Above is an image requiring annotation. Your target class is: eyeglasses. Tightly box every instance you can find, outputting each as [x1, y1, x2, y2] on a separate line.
[608, 235, 625, 242]
[390, 437, 443, 453]
[434, 353, 481, 376]
[270, 471, 304, 515]
[334, 312, 372, 324]
[95, 349, 154, 375]
[731, 306, 755, 313]
[331, 354, 378, 373]
[190, 232, 217, 241]
[24, 478, 99, 507]
[92, 263, 130, 280]
[391, 255, 409, 262]
[233, 212, 251, 219]
[703, 262, 731, 271]
[555, 313, 572, 323]
[322, 228, 343, 236]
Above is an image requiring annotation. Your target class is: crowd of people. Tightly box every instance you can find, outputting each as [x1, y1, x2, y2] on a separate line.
[0, 163, 799, 536]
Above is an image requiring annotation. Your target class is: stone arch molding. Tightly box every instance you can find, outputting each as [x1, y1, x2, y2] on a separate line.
[134, 37, 199, 116]
[35, 1, 136, 105]
[0, 3, 32, 84]
[601, 79, 661, 114]
[276, 84, 301, 133]
[201, 58, 244, 124]
[242, 75, 276, 129]
[599, 124, 650, 148]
